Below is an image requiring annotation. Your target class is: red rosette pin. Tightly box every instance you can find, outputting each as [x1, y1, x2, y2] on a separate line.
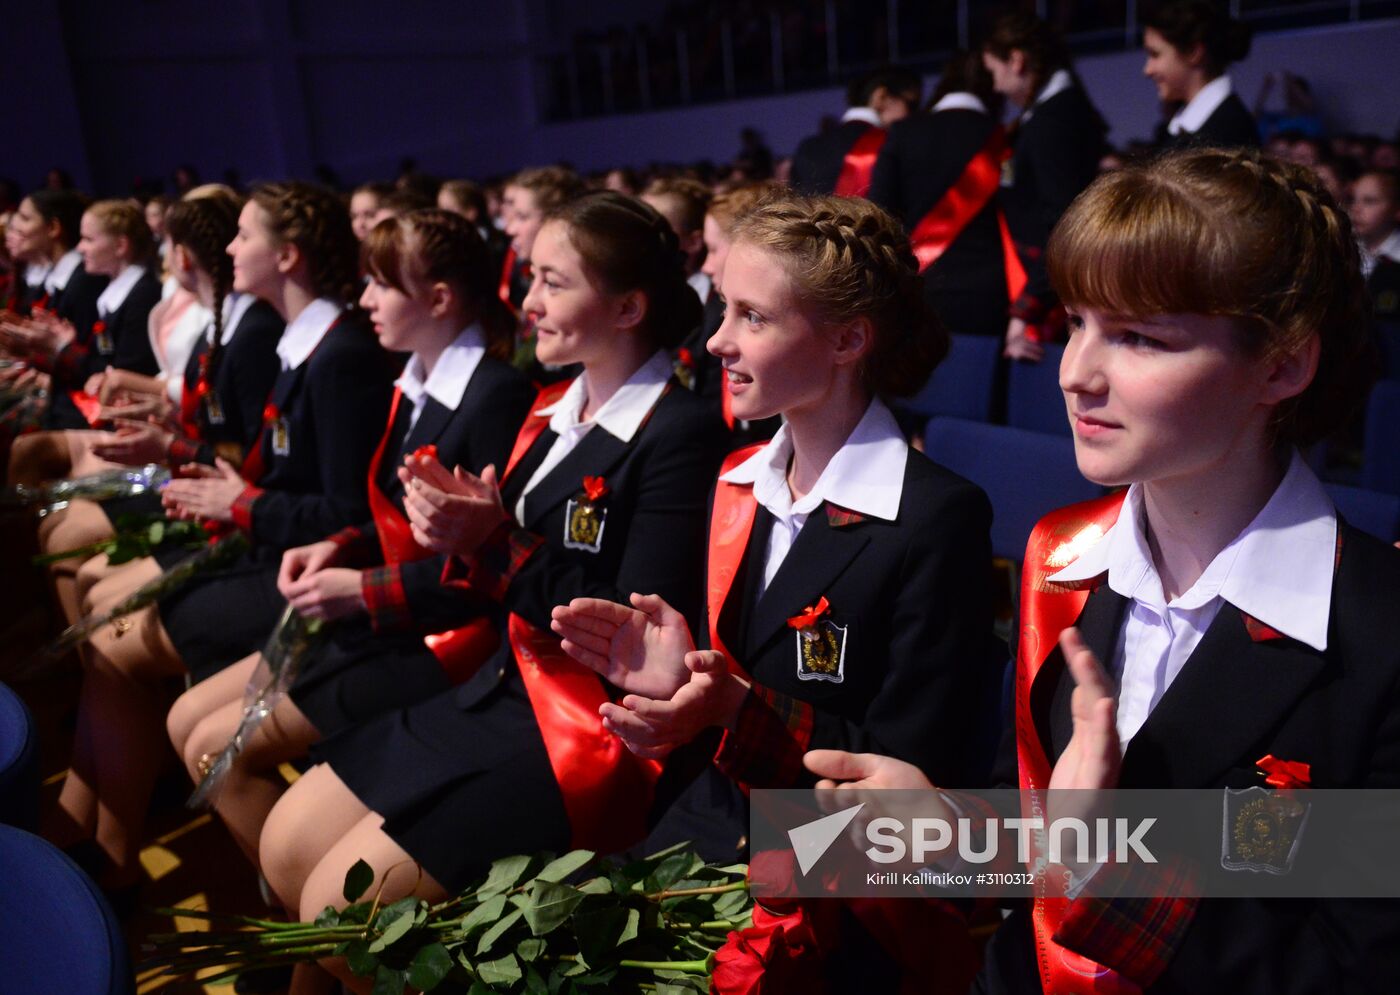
[262, 402, 278, 425]
[786, 596, 830, 632]
[581, 475, 609, 503]
[411, 444, 439, 462]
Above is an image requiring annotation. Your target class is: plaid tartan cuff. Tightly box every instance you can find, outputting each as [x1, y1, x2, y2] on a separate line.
[713, 683, 815, 789]
[229, 486, 264, 532]
[327, 525, 378, 568]
[1053, 861, 1200, 987]
[441, 519, 543, 603]
[49, 342, 87, 382]
[167, 436, 202, 466]
[362, 564, 411, 633]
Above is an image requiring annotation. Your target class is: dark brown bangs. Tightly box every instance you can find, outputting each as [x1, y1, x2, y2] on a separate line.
[1048, 168, 1235, 321]
[361, 216, 408, 293]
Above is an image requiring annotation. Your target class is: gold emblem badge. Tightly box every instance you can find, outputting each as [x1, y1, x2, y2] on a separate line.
[1221, 787, 1309, 875]
[204, 390, 226, 425]
[1000, 157, 1015, 188]
[788, 596, 845, 684]
[563, 476, 609, 553]
[271, 416, 291, 456]
[795, 621, 847, 683]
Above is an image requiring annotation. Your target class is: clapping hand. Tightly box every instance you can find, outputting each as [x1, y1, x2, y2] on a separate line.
[399, 453, 508, 558]
[161, 457, 246, 523]
[551, 592, 698, 700]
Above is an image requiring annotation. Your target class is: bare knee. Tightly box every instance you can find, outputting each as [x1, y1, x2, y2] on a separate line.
[170, 697, 218, 776]
[259, 774, 324, 912]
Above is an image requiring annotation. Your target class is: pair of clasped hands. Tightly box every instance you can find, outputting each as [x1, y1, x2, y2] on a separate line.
[271, 450, 512, 623]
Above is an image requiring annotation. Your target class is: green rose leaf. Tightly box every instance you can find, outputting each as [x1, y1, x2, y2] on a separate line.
[467, 983, 496, 995]
[343, 859, 374, 903]
[368, 897, 422, 953]
[516, 937, 547, 962]
[147, 520, 166, 546]
[344, 939, 379, 978]
[314, 906, 341, 928]
[644, 853, 702, 893]
[460, 894, 508, 936]
[535, 849, 595, 884]
[572, 906, 629, 968]
[476, 906, 525, 956]
[478, 952, 523, 987]
[407, 942, 454, 992]
[524, 965, 550, 994]
[576, 876, 612, 896]
[372, 964, 408, 995]
[523, 881, 585, 937]
[479, 854, 533, 895]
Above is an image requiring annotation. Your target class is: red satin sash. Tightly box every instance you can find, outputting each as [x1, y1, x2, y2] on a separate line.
[498, 247, 524, 318]
[367, 388, 501, 682]
[496, 376, 661, 849]
[178, 352, 209, 441]
[832, 126, 887, 199]
[908, 126, 1028, 307]
[1015, 492, 1131, 995]
[704, 445, 766, 667]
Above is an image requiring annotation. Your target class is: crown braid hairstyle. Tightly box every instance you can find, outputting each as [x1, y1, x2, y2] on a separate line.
[86, 199, 158, 267]
[1048, 147, 1373, 446]
[249, 181, 359, 305]
[509, 166, 587, 216]
[545, 190, 702, 350]
[362, 208, 515, 361]
[166, 186, 243, 387]
[729, 194, 948, 398]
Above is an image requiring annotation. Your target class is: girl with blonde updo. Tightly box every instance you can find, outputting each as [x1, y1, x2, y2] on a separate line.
[807, 149, 1397, 993]
[554, 193, 999, 991]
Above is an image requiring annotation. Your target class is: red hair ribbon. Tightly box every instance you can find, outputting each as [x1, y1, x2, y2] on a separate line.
[787, 596, 830, 631]
[412, 444, 439, 462]
[1257, 754, 1311, 789]
[582, 475, 608, 502]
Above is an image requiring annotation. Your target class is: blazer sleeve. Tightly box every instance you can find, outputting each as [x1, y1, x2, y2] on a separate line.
[377, 378, 538, 634]
[716, 482, 1000, 790]
[244, 345, 391, 550]
[451, 409, 727, 636]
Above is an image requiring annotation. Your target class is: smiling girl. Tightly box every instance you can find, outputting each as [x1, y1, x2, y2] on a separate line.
[254, 191, 727, 994]
[164, 208, 533, 866]
[552, 194, 999, 990]
[45, 182, 395, 893]
[805, 149, 1397, 993]
[1143, 0, 1257, 151]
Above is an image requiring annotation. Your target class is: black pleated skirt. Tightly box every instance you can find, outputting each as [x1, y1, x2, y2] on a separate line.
[312, 656, 570, 892]
[158, 551, 284, 682]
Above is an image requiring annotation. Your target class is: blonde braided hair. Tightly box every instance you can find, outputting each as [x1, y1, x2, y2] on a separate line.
[729, 194, 948, 397]
[250, 182, 360, 305]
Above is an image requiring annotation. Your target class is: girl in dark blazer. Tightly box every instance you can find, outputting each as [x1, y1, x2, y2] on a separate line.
[554, 194, 1000, 993]
[982, 13, 1105, 362]
[1144, 1, 1258, 151]
[809, 150, 1400, 994]
[255, 191, 728, 994]
[6, 200, 161, 442]
[33, 189, 284, 627]
[44, 182, 394, 893]
[165, 208, 534, 866]
[869, 51, 1011, 339]
[1, 188, 103, 323]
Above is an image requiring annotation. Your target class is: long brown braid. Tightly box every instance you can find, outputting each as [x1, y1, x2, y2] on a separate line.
[1048, 147, 1374, 446]
[729, 194, 949, 397]
[250, 182, 360, 305]
[165, 187, 243, 389]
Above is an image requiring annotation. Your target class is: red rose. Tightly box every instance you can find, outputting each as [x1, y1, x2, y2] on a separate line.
[582, 475, 609, 502]
[412, 444, 439, 462]
[262, 403, 278, 424]
[710, 903, 832, 995]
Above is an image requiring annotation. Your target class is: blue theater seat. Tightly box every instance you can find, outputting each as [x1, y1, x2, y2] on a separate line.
[0, 824, 132, 994]
[897, 334, 1002, 423]
[0, 681, 38, 830]
[1006, 344, 1072, 437]
[1326, 483, 1400, 543]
